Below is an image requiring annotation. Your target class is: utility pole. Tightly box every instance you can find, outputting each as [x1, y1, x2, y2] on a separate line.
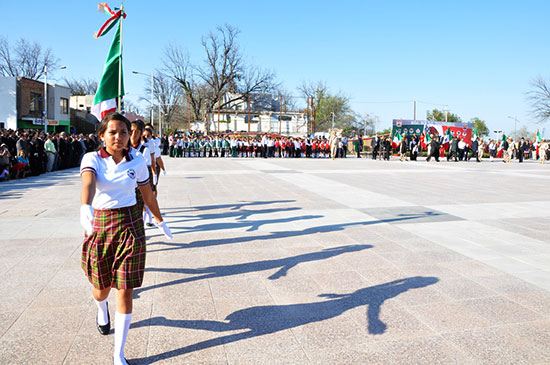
[217, 97, 221, 134]
[306, 96, 310, 134]
[248, 94, 251, 133]
[279, 94, 282, 134]
[311, 97, 315, 134]
[413, 100, 416, 121]
[187, 93, 191, 131]
[444, 105, 448, 122]
[507, 116, 519, 138]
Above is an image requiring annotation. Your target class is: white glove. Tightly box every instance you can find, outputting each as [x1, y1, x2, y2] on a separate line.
[80, 204, 94, 236]
[153, 174, 158, 185]
[161, 169, 167, 176]
[154, 220, 173, 239]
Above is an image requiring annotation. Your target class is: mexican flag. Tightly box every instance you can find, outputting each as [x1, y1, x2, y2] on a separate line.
[392, 131, 403, 149]
[473, 128, 479, 141]
[91, 16, 124, 121]
[501, 133, 507, 142]
[441, 128, 453, 149]
[536, 129, 542, 143]
[420, 132, 431, 149]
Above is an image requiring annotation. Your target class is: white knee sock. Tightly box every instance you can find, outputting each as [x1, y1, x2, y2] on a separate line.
[94, 298, 109, 326]
[145, 207, 152, 223]
[114, 312, 132, 365]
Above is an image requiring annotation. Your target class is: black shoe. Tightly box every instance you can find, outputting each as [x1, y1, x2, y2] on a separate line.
[97, 303, 110, 335]
[146, 223, 154, 227]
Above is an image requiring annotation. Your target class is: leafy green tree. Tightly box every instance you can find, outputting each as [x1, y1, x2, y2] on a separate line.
[469, 117, 489, 136]
[426, 109, 461, 123]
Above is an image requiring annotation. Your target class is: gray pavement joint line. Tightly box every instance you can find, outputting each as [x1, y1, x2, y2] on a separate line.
[144, 248, 160, 361]
[62, 300, 95, 365]
[205, 275, 230, 362]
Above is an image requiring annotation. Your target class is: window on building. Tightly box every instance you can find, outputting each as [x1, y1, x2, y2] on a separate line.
[30, 92, 41, 112]
[60, 98, 69, 114]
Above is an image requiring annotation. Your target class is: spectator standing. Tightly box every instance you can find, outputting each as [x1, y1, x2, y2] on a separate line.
[44, 134, 57, 172]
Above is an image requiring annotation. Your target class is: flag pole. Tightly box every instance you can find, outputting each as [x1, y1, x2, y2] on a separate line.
[118, 0, 124, 112]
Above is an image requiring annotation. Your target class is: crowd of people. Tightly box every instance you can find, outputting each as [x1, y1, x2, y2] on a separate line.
[0, 128, 102, 181]
[1, 128, 547, 183]
[162, 132, 350, 159]
[385, 133, 549, 164]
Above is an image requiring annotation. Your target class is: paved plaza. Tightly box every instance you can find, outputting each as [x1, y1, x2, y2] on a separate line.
[0, 157, 549, 364]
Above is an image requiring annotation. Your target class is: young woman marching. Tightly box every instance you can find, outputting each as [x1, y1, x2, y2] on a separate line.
[129, 120, 156, 226]
[80, 113, 172, 365]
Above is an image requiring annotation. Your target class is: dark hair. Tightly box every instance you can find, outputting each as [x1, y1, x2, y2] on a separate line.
[131, 119, 145, 132]
[97, 112, 131, 136]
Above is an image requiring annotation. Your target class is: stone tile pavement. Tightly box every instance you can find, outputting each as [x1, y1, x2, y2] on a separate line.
[0, 157, 549, 364]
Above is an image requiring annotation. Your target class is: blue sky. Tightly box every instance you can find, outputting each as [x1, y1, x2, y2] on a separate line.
[2, 0, 549, 136]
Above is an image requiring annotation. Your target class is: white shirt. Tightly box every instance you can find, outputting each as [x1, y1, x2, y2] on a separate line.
[80, 149, 149, 209]
[135, 142, 153, 166]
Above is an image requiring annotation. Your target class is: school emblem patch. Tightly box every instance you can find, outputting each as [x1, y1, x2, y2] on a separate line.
[127, 169, 136, 179]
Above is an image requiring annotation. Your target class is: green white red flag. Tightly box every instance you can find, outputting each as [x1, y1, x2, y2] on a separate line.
[441, 128, 453, 148]
[536, 129, 542, 143]
[92, 4, 125, 121]
[94, 3, 126, 38]
[392, 131, 403, 149]
[473, 128, 479, 141]
[420, 132, 431, 149]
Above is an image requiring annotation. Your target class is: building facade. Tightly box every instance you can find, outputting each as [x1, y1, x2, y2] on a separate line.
[0, 77, 71, 132]
[203, 93, 309, 135]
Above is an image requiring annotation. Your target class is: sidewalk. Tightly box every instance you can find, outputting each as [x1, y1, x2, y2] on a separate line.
[0, 157, 548, 364]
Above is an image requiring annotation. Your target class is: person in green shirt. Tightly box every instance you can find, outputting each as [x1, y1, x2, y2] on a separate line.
[44, 134, 57, 172]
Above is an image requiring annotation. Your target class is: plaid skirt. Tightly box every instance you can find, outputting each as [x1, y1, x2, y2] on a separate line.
[81, 204, 146, 290]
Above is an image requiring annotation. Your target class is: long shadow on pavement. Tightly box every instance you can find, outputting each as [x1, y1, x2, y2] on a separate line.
[135, 244, 371, 297]
[146, 211, 442, 253]
[161, 200, 297, 214]
[131, 276, 438, 364]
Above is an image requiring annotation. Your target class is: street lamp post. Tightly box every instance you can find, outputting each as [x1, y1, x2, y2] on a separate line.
[132, 70, 154, 128]
[507, 116, 519, 138]
[43, 65, 67, 133]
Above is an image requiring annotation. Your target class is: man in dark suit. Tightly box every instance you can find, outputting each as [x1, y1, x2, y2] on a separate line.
[518, 137, 526, 162]
[356, 134, 363, 158]
[372, 135, 380, 160]
[448, 137, 458, 162]
[469, 139, 478, 162]
[427, 135, 440, 162]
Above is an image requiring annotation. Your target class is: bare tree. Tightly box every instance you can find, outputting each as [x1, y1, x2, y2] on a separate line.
[163, 25, 277, 132]
[527, 76, 550, 123]
[163, 43, 208, 124]
[275, 87, 297, 112]
[0, 37, 59, 80]
[198, 25, 277, 131]
[141, 70, 183, 127]
[62, 77, 98, 95]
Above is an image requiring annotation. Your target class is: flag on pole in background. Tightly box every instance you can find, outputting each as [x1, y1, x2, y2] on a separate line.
[441, 128, 453, 149]
[392, 131, 403, 149]
[420, 132, 431, 149]
[92, 4, 125, 121]
[536, 129, 542, 143]
[473, 128, 479, 141]
[501, 133, 507, 142]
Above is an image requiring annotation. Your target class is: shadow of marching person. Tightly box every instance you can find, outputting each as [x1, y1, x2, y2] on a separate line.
[131, 276, 438, 363]
[134, 244, 372, 298]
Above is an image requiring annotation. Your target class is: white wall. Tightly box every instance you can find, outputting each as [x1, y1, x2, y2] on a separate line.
[48, 84, 71, 121]
[0, 77, 17, 129]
